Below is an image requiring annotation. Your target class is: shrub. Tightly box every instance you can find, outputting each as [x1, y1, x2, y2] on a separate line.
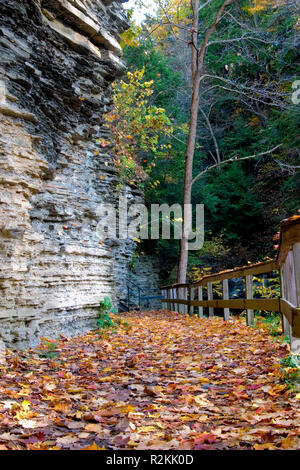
[97, 297, 117, 330]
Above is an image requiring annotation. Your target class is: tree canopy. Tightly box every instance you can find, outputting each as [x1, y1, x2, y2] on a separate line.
[108, 0, 300, 281]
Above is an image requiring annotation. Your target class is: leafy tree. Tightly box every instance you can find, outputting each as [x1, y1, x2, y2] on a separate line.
[121, 0, 300, 282]
[200, 163, 263, 242]
[124, 39, 184, 116]
[105, 68, 173, 185]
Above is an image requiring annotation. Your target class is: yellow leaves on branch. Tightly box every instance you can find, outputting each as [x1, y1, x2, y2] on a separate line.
[244, 0, 286, 14]
[120, 23, 142, 49]
[104, 67, 173, 184]
[150, 0, 193, 42]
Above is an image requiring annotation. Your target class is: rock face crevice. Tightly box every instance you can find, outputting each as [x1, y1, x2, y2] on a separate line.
[0, 0, 160, 349]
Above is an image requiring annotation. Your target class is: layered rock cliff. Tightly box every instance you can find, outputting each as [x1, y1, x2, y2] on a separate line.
[0, 0, 160, 349]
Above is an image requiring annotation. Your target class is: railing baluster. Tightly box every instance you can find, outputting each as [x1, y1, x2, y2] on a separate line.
[222, 279, 230, 321]
[291, 244, 300, 352]
[182, 287, 186, 314]
[172, 288, 175, 312]
[161, 289, 165, 310]
[198, 286, 203, 317]
[293, 242, 300, 308]
[190, 287, 195, 315]
[280, 264, 291, 336]
[245, 275, 254, 326]
[178, 287, 182, 314]
[184, 287, 188, 314]
[281, 248, 300, 352]
[207, 282, 214, 317]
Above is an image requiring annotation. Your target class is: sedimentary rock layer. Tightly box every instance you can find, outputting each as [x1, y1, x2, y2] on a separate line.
[0, 0, 160, 348]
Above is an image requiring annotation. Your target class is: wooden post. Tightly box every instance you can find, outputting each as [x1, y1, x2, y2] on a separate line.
[176, 287, 180, 313]
[166, 288, 170, 310]
[282, 250, 296, 341]
[198, 286, 203, 317]
[293, 243, 300, 307]
[207, 282, 214, 317]
[279, 248, 300, 352]
[190, 287, 195, 315]
[222, 279, 230, 321]
[174, 288, 177, 312]
[245, 275, 254, 326]
[178, 287, 183, 314]
[292, 243, 300, 353]
[169, 288, 173, 311]
[177, 288, 180, 313]
[184, 287, 188, 314]
[280, 264, 291, 337]
[173, 288, 177, 312]
[172, 288, 176, 312]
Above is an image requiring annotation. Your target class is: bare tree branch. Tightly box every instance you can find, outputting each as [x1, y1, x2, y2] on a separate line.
[191, 145, 282, 186]
[199, 107, 221, 164]
[199, 0, 214, 11]
[197, 0, 235, 69]
[197, 74, 289, 108]
[274, 159, 300, 171]
[207, 36, 274, 46]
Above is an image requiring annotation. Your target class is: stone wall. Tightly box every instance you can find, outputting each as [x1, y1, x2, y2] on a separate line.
[0, 0, 161, 349]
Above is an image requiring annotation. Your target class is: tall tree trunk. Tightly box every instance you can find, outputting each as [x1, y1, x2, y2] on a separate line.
[177, 75, 200, 284]
[177, 0, 235, 283]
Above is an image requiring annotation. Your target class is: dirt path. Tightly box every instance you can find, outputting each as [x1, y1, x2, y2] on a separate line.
[0, 311, 299, 450]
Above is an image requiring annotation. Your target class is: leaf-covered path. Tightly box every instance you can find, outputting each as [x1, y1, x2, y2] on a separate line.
[0, 311, 299, 450]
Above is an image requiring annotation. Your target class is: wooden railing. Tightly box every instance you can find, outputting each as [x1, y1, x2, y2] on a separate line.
[161, 215, 300, 353]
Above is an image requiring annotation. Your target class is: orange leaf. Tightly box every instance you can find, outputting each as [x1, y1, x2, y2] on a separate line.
[81, 442, 106, 450]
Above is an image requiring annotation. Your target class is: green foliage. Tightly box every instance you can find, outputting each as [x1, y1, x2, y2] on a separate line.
[255, 312, 282, 337]
[187, 238, 230, 281]
[97, 297, 117, 330]
[280, 355, 300, 391]
[38, 338, 59, 359]
[200, 163, 263, 242]
[124, 39, 184, 116]
[121, 0, 300, 281]
[129, 251, 140, 272]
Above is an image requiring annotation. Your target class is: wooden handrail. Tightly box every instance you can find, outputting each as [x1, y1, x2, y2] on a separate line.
[162, 259, 277, 289]
[161, 215, 300, 352]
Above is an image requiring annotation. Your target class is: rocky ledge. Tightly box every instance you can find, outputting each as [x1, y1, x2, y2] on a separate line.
[0, 0, 160, 349]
